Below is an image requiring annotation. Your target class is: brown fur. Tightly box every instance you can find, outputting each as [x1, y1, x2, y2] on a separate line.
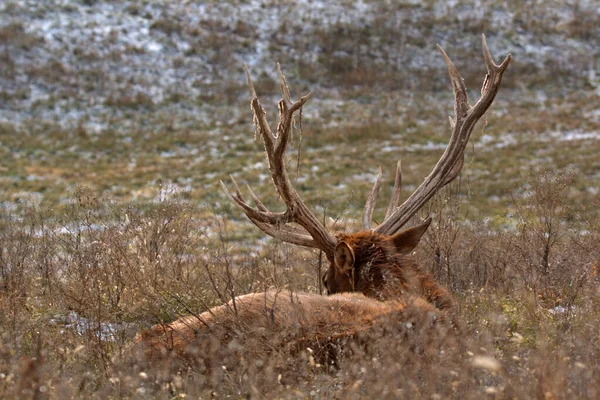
[323, 230, 455, 310]
[130, 290, 441, 372]
[129, 225, 456, 373]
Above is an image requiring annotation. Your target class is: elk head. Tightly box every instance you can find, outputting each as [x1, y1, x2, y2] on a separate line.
[323, 218, 434, 300]
[222, 35, 511, 309]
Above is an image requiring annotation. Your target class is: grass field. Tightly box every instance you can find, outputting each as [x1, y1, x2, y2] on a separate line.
[2, 0, 600, 398]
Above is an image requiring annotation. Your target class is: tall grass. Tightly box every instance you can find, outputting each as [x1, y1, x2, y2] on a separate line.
[1, 168, 599, 398]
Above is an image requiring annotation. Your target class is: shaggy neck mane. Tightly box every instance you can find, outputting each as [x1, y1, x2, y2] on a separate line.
[337, 231, 454, 310]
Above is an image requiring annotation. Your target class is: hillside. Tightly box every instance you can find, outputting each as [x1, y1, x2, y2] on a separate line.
[2, 0, 599, 221]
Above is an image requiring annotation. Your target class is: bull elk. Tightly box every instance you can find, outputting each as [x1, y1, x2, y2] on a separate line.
[133, 35, 510, 372]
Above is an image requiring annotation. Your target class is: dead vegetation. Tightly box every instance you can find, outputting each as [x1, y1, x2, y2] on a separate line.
[1, 175, 599, 398]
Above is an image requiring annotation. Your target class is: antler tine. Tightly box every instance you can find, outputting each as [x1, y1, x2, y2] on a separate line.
[220, 177, 288, 225]
[250, 220, 318, 248]
[437, 44, 469, 121]
[482, 34, 511, 75]
[243, 184, 326, 248]
[243, 63, 258, 100]
[363, 160, 403, 229]
[277, 63, 292, 104]
[244, 64, 275, 151]
[375, 35, 511, 235]
[363, 167, 383, 229]
[385, 160, 403, 220]
[472, 34, 511, 116]
[245, 183, 269, 212]
[222, 65, 337, 259]
[220, 178, 318, 247]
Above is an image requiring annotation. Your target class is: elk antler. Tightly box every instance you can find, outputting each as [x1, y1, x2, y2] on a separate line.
[221, 64, 338, 259]
[223, 34, 510, 257]
[365, 34, 511, 235]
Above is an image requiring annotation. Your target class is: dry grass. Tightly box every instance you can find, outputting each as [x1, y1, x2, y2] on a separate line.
[1, 173, 599, 398]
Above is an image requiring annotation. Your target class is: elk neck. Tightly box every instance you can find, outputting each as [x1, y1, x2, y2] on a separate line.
[334, 230, 454, 310]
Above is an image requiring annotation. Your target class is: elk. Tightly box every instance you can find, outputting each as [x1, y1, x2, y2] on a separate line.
[133, 35, 510, 372]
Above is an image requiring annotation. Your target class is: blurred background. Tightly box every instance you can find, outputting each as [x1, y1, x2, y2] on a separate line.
[2, 0, 598, 223]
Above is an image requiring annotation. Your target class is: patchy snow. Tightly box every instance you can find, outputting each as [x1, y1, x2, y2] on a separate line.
[476, 133, 518, 149]
[351, 171, 381, 183]
[405, 141, 448, 152]
[50, 310, 135, 342]
[1, 0, 598, 133]
[548, 305, 576, 316]
[547, 130, 600, 142]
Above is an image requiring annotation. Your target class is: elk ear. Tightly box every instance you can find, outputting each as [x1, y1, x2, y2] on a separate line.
[388, 217, 432, 254]
[334, 241, 355, 274]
